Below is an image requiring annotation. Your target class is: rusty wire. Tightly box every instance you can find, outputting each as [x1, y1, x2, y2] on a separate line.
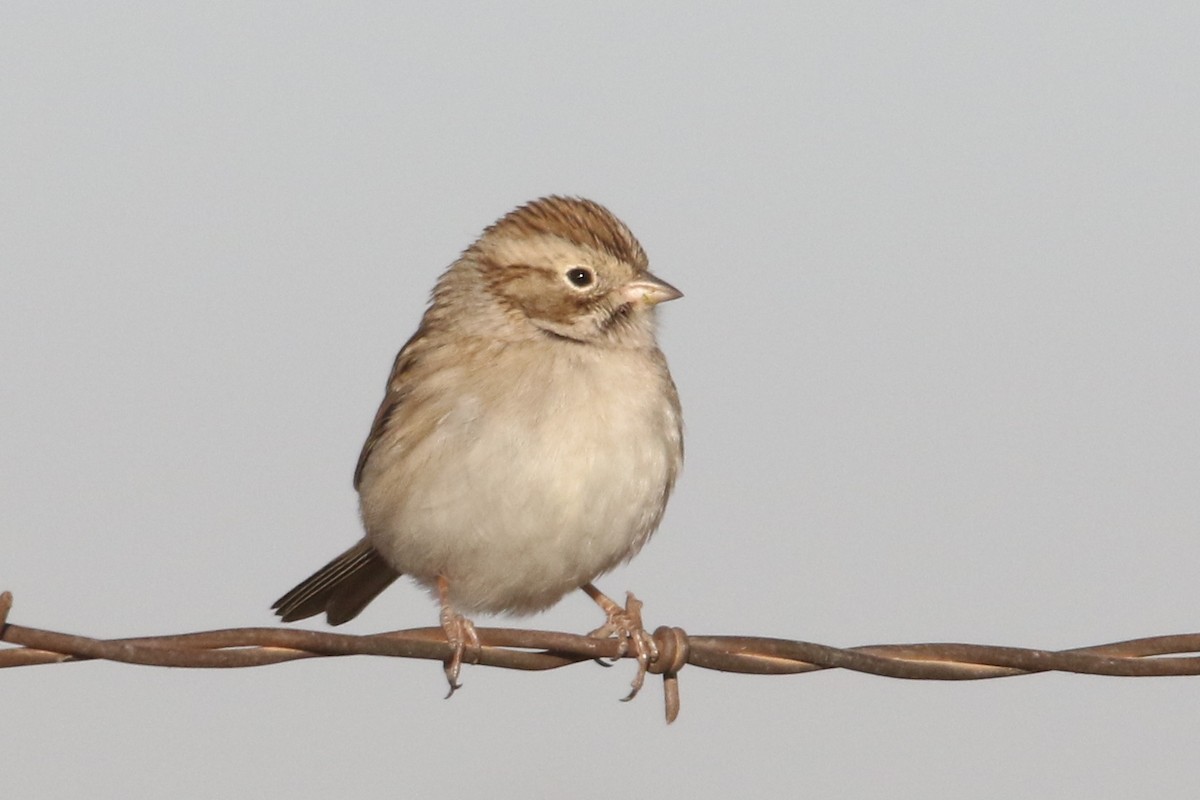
[3, 590, 1200, 723]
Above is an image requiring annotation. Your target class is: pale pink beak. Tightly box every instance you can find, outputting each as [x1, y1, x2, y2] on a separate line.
[622, 272, 683, 306]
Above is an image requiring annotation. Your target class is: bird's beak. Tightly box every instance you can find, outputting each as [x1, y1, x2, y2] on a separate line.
[622, 272, 683, 307]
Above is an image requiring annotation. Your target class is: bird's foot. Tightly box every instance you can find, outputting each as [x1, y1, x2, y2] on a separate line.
[583, 584, 658, 701]
[439, 604, 480, 697]
[437, 575, 480, 697]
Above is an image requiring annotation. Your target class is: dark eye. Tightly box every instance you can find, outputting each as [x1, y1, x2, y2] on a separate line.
[565, 267, 594, 288]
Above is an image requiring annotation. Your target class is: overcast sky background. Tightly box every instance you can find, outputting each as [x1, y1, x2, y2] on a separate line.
[3, 3, 1199, 797]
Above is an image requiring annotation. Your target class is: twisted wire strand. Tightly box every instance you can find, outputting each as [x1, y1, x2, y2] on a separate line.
[3, 591, 1199, 723]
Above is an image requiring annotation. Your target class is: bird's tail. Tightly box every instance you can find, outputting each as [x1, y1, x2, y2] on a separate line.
[272, 538, 400, 625]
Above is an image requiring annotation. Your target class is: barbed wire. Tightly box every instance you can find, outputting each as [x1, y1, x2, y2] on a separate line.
[3, 590, 1200, 723]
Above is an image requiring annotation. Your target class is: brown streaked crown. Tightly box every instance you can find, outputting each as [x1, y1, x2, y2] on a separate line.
[474, 196, 648, 271]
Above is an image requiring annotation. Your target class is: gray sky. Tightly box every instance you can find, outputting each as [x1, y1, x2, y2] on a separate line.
[4, 3, 1199, 797]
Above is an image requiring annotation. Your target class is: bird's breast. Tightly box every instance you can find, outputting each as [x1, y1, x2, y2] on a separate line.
[358, 343, 681, 615]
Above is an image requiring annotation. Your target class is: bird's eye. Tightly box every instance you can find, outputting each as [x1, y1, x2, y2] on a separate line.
[565, 267, 594, 288]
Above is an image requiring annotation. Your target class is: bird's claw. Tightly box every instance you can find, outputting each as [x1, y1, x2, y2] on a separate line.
[587, 590, 658, 701]
[440, 605, 481, 698]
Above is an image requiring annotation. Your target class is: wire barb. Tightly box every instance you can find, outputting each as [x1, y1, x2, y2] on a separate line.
[3, 590, 1200, 723]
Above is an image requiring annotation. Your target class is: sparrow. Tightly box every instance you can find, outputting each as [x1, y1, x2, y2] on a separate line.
[272, 196, 683, 696]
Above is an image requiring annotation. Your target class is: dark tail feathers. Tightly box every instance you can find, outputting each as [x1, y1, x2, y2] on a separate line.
[272, 539, 400, 625]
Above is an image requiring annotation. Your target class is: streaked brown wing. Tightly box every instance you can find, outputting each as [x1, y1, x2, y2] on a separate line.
[353, 328, 427, 490]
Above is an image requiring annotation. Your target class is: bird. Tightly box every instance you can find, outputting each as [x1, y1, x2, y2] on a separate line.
[272, 196, 683, 696]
